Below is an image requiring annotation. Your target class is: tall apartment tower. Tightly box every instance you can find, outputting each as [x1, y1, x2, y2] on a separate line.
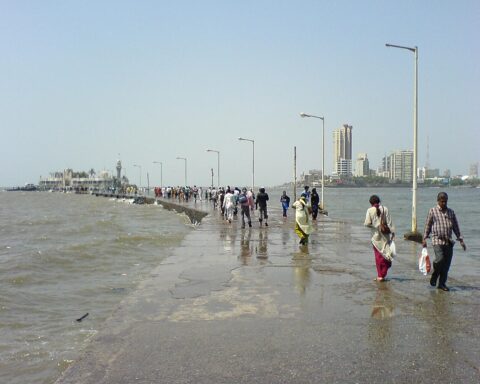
[387, 150, 413, 182]
[333, 124, 353, 177]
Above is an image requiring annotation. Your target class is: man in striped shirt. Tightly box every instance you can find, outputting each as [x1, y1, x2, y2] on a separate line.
[422, 192, 466, 291]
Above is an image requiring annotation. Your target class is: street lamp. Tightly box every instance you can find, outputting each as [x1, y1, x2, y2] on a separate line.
[152, 161, 163, 188]
[133, 164, 142, 190]
[386, 43, 421, 242]
[300, 112, 326, 212]
[206, 149, 220, 189]
[238, 137, 255, 191]
[176, 157, 187, 186]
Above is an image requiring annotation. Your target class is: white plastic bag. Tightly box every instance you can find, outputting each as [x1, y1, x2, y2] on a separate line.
[389, 240, 396, 258]
[419, 247, 431, 275]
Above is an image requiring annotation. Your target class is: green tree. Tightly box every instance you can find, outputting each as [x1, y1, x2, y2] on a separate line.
[450, 178, 464, 186]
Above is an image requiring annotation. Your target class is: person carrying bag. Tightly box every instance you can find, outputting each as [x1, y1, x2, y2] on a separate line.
[365, 195, 395, 282]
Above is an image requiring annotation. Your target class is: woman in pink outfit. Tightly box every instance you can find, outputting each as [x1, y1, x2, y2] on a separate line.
[364, 195, 395, 281]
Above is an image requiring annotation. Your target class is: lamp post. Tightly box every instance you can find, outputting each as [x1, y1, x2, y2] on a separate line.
[238, 137, 255, 192]
[300, 112, 326, 212]
[133, 164, 142, 190]
[176, 157, 187, 186]
[206, 149, 220, 189]
[386, 43, 421, 242]
[152, 161, 163, 188]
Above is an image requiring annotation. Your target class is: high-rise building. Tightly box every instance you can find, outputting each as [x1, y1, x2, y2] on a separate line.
[333, 124, 352, 177]
[384, 150, 413, 182]
[469, 163, 479, 178]
[355, 153, 369, 177]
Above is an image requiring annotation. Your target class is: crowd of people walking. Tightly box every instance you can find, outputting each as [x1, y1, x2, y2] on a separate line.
[153, 185, 466, 291]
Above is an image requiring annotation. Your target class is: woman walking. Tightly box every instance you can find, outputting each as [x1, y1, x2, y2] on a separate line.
[292, 194, 313, 245]
[223, 188, 236, 223]
[364, 195, 395, 281]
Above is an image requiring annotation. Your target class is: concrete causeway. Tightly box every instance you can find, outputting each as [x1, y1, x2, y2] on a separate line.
[56, 198, 479, 384]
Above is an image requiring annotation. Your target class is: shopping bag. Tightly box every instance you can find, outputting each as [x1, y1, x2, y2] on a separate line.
[389, 240, 397, 258]
[419, 247, 431, 275]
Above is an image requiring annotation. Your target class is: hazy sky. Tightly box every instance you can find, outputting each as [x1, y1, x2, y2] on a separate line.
[1, 0, 478, 187]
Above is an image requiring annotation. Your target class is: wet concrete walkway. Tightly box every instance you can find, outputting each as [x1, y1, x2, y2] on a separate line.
[56, 199, 479, 384]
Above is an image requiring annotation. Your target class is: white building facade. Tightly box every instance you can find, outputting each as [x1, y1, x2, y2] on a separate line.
[355, 153, 369, 177]
[383, 150, 413, 183]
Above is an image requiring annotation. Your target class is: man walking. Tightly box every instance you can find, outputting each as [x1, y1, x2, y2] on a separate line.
[280, 191, 290, 218]
[303, 186, 310, 202]
[255, 187, 269, 227]
[422, 192, 466, 291]
[239, 188, 252, 228]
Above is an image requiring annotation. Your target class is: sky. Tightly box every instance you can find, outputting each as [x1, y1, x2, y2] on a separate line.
[1, 0, 479, 187]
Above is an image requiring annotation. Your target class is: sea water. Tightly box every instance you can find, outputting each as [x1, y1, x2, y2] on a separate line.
[0, 192, 191, 384]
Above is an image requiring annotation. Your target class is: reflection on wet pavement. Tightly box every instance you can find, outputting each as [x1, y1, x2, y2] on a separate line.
[256, 229, 268, 261]
[292, 246, 312, 295]
[370, 284, 395, 320]
[239, 228, 253, 265]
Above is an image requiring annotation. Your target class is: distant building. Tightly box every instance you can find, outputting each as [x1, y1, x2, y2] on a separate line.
[39, 169, 72, 190]
[39, 169, 115, 191]
[299, 169, 323, 186]
[377, 159, 390, 178]
[469, 162, 479, 178]
[443, 169, 451, 178]
[419, 167, 440, 180]
[377, 169, 390, 178]
[355, 153, 369, 177]
[333, 124, 353, 178]
[382, 150, 413, 183]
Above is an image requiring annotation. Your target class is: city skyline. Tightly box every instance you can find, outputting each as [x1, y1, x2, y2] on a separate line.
[7, 122, 477, 188]
[37, 148, 475, 190]
[1, 1, 479, 187]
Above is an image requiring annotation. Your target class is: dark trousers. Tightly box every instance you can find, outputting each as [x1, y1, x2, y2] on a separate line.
[241, 206, 251, 227]
[432, 244, 454, 287]
[259, 207, 268, 222]
[312, 203, 319, 220]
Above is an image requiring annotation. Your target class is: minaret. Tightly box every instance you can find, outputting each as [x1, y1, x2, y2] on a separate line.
[116, 159, 122, 187]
